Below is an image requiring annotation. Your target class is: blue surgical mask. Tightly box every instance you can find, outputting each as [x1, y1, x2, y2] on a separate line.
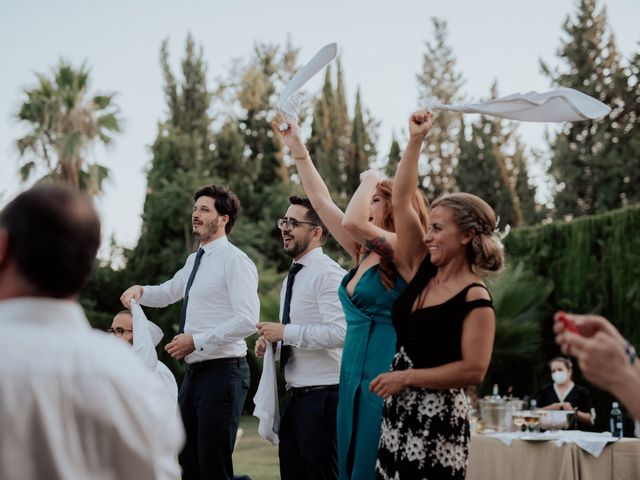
[552, 371, 569, 385]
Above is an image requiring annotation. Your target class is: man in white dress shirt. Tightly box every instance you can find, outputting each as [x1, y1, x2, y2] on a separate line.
[0, 184, 184, 480]
[121, 184, 260, 480]
[256, 195, 346, 480]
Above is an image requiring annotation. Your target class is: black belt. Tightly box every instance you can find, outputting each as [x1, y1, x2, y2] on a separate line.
[287, 384, 338, 397]
[185, 357, 244, 372]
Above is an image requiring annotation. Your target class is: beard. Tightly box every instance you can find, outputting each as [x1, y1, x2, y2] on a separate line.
[283, 234, 312, 259]
[193, 219, 219, 241]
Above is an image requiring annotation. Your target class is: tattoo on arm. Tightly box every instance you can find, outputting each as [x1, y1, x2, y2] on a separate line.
[364, 236, 394, 259]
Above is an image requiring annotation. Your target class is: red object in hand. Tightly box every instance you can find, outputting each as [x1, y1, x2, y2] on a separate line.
[557, 310, 579, 334]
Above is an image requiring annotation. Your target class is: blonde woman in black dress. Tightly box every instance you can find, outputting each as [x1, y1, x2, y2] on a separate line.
[370, 110, 504, 479]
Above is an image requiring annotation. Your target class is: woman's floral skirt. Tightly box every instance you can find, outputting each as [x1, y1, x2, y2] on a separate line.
[375, 347, 470, 480]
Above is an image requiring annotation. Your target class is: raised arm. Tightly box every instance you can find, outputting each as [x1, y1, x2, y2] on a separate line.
[342, 170, 398, 251]
[272, 114, 357, 258]
[392, 110, 433, 274]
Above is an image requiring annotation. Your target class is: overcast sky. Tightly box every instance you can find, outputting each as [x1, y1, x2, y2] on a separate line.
[1, 0, 638, 251]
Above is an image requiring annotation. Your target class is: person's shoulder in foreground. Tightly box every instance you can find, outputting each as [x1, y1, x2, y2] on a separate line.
[0, 298, 184, 479]
[0, 184, 183, 480]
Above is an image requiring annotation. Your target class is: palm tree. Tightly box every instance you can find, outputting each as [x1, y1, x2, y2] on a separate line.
[15, 60, 121, 195]
[482, 262, 554, 398]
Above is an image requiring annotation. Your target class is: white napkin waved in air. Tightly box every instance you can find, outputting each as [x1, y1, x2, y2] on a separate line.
[278, 42, 338, 128]
[279, 92, 304, 124]
[429, 87, 611, 122]
[253, 340, 280, 446]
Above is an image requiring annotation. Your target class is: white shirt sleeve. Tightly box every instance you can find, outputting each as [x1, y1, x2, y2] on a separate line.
[192, 254, 259, 353]
[283, 265, 346, 350]
[140, 263, 189, 308]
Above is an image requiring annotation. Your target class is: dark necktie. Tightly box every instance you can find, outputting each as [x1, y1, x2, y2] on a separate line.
[178, 247, 205, 334]
[280, 262, 304, 370]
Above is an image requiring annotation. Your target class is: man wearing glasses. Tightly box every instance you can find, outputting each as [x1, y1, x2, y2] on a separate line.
[0, 185, 183, 480]
[109, 305, 178, 401]
[256, 195, 346, 480]
[109, 311, 134, 342]
[121, 184, 259, 480]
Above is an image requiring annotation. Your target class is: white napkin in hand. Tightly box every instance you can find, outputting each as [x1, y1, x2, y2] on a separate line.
[279, 92, 303, 124]
[130, 300, 178, 401]
[130, 299, 163, 370]
[253, 341, 280, 446]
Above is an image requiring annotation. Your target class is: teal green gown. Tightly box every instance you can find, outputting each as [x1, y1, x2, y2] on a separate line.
[337, 265, 407, 480]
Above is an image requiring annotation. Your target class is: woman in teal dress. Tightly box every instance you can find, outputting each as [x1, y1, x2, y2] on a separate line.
[337, 258, 405, 478]
[273, 113, 429, 479]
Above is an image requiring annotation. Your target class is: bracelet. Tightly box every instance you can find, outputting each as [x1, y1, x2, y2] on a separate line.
[625, 341, 638, 364]
[292, 150, 310, 161]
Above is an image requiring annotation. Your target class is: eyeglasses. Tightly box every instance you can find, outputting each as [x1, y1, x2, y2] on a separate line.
[107, 327, 133, 337]
[276, 218, 318, 230]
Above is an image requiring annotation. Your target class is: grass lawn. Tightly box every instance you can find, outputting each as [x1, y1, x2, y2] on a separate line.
[233, 415, 280, 480]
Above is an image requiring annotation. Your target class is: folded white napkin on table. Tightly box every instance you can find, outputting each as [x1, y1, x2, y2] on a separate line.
[552, 430, 619, 457]
[486, 430, 618, 457]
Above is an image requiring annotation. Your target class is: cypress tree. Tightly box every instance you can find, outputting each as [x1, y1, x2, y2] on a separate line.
[385, 134, 402, 178]
[345, 89, 377, 196]
[131, 35, 215, 285]
[541, 0, 638, 217]
[417, 17, 465, 198]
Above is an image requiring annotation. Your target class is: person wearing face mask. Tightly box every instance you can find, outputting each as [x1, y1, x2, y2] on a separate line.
[536, 356, 594, 428]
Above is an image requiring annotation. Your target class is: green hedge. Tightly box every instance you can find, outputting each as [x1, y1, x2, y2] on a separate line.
[503, 204, 640, 432]
[505, 204, 640, 344]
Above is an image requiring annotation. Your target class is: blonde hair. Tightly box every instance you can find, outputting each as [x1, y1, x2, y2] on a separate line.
[431, 192, 504, 275]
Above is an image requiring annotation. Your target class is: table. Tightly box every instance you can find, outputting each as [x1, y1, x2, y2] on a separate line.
[467, 433, 640, 480]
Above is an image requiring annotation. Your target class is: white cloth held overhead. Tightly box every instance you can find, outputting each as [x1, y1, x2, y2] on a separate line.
[253, 340, 280, 446]
[279, 92, 304, 124]
[278, 42, 338, 125]
[429, 87, 611, 122]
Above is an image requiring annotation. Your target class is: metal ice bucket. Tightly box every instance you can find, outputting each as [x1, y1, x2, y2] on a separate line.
[479, 398, 524, 432]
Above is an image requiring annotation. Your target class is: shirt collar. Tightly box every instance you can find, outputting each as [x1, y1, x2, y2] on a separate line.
[200, 235, 229, 255]
[0, 297, 90, 329]
[294, 246, 323, 266]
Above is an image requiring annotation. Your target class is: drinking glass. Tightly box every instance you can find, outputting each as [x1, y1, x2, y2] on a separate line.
[512, 412, 526, 432]
[524, 412, 541, 433]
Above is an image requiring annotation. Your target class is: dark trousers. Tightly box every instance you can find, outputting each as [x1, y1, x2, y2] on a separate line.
[178, 357, 250, 480]
[279, 387, 339, 480]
